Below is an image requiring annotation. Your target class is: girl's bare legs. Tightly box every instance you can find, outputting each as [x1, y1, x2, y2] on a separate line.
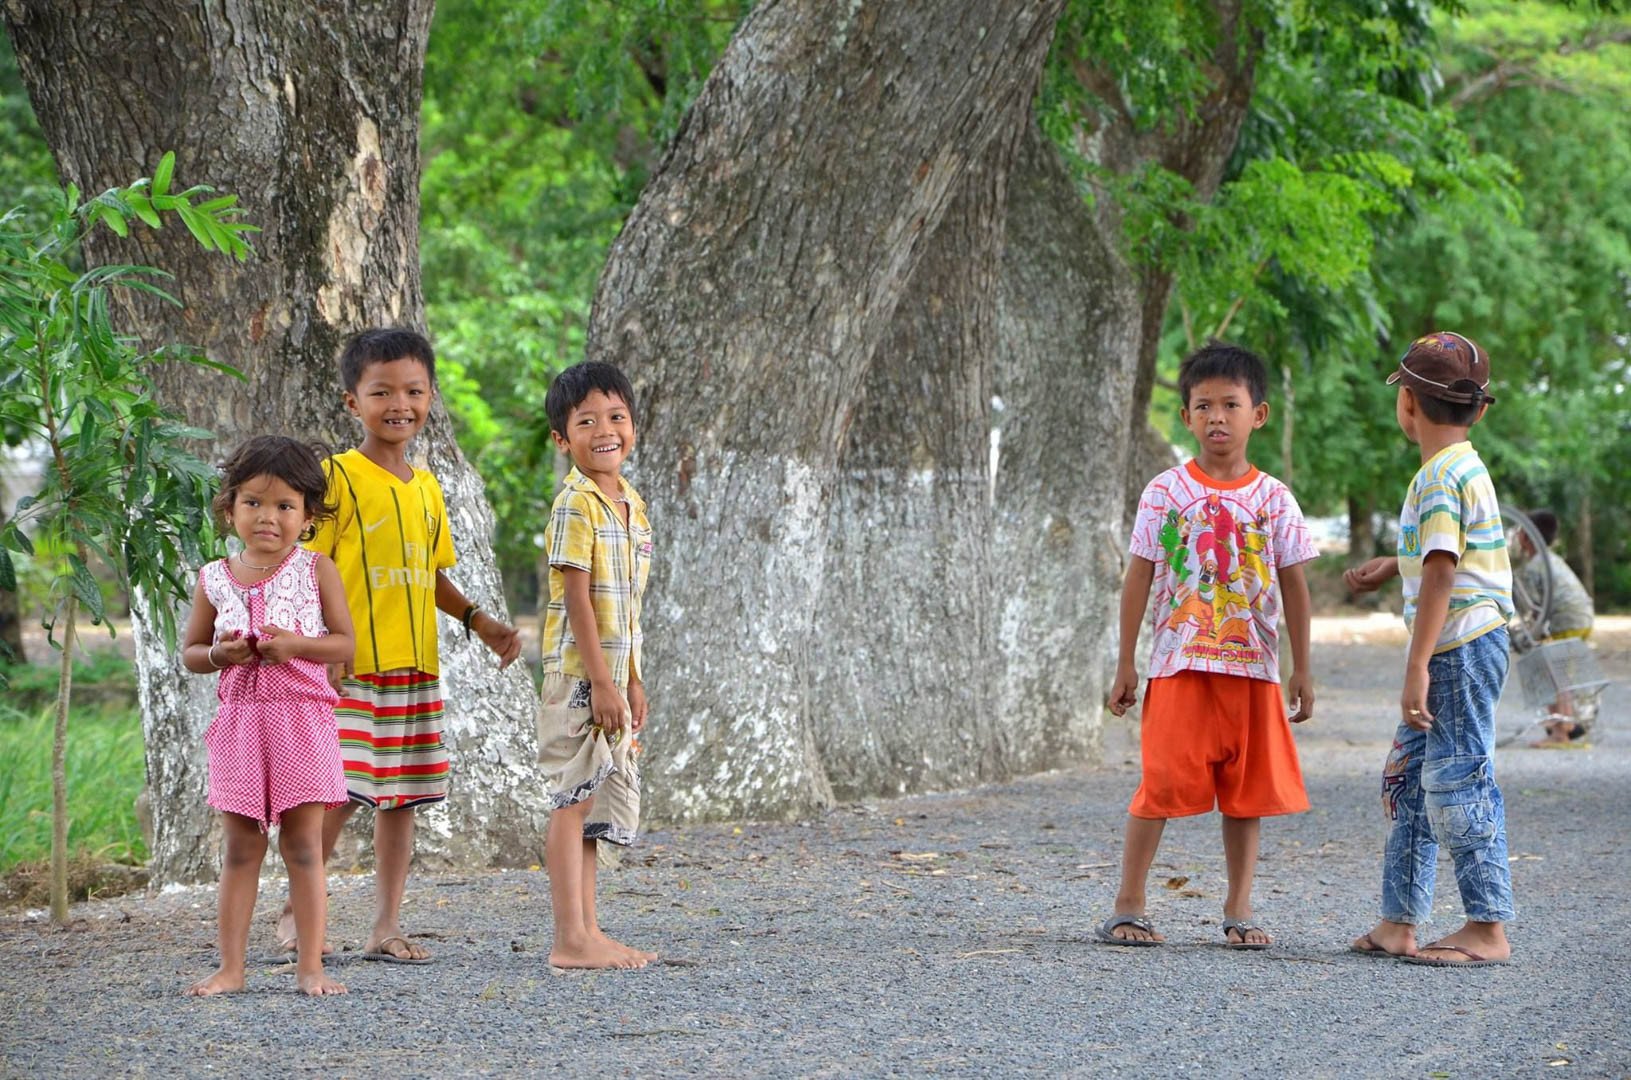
[279, 802, 346, 995]
[276, 800, 354, 951]
[546, 798, 643, 969]
[581, 840, 656, 962]
[185, 813, 266, 996]
[1108, 815, 1168, 942]
[1221, 815, 1270, 945]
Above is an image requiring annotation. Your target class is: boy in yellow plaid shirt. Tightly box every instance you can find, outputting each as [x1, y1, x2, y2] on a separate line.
[537, 361, 656, 970]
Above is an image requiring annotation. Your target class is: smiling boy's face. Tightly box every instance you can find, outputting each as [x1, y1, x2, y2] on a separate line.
[553, 389, 636, 482]
[345, 355, 433, 447]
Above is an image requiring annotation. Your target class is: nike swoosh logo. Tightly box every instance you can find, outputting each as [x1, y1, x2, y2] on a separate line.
[363, 517, 389, 534]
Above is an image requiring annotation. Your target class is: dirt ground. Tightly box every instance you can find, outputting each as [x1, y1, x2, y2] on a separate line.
[2, 615, 1629, 1077]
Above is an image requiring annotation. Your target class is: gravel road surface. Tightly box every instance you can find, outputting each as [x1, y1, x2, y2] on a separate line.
[3, 617, 1628, 1078]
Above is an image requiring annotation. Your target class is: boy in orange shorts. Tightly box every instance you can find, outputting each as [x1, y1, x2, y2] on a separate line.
[1100, 342, 1316, 949]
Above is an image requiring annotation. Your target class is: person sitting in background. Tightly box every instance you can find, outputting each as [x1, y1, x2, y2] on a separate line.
[1516, 508, 1595, 747]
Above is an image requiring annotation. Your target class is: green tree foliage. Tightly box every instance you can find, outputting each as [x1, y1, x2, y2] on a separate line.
[421, 0, 743, 607]
[0, 156, 251, 920]
[1379, 1, 1631, 602]
[0, 34, 55, 225]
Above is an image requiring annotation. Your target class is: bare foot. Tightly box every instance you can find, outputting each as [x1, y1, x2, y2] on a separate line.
[1351, 920, 1417, 957]
[276, 910, 334, 956]
[595, 929, 658, 962]
[296, 969, 348, 995]
[551, 938, 650, 970]
[184, 968, 246, 996]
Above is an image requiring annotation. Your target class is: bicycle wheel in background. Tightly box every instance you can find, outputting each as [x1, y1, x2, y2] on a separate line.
[1503, 505, 1552, 651]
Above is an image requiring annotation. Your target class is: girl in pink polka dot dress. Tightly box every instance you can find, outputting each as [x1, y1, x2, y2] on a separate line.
[179, 436, 356, 998]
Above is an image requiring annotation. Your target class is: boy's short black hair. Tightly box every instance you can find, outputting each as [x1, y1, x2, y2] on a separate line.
[1410, 389, 1483, 427]
[1178, 341, 1268, 407]
[212, 435, 337, 542]
[545, 361, 637, 436]
[1527, 509, 1559, 547]
[339, 327, 436, 392]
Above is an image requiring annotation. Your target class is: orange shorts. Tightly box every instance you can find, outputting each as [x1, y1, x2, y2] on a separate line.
[1128, 670, 1309, 820]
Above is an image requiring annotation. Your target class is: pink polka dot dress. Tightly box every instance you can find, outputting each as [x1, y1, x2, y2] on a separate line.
[200, 547, 347, 829]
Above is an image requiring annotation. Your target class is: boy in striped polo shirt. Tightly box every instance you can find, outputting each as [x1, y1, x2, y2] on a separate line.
[277, 328, 521, 964]
[1346, 331, 1516, 967]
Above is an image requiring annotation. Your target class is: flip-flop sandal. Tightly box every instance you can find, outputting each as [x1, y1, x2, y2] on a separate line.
[359, 935, 433, 965]
[1222, 918, 1271, 950]
[1348, 933, 1402, 959]
[1398, 941, 1508, 968]
[1097, 913, 1162, 947]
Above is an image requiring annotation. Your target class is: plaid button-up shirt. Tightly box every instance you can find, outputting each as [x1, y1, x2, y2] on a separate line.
[540, 468, 652, 687]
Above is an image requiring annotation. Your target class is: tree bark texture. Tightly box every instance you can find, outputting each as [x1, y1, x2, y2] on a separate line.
[989, 125, 1142, 772]
[587, 0, 1109, 819]
[6, 0, 550, 883]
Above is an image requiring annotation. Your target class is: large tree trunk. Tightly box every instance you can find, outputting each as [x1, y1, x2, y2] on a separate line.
[990, 124, 1143, 770]
[6, 1, 549, 883]
[811, 130, 1013, 799]
[586, 0, 1065, 820]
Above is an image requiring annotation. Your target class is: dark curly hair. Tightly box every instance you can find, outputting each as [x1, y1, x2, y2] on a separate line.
[211, 436, 336, 542]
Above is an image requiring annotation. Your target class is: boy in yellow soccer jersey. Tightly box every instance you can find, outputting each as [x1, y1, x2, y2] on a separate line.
[278, 328, 520, 964]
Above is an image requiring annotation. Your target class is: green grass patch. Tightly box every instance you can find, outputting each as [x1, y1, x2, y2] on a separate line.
[0, 696, 148, 872]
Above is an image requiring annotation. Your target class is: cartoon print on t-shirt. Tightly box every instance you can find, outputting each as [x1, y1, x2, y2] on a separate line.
[1158, 490, 1282, 666]
[1158, 509, 1193, 586]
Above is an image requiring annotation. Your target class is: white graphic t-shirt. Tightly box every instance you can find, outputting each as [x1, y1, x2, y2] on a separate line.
[1129, 460, 1318, 684]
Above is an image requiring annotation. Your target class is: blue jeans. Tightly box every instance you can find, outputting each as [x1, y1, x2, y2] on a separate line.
[1379, 627, 1514, 925]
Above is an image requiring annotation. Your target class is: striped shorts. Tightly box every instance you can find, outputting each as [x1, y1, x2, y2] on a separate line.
[336, 669, 448, 810]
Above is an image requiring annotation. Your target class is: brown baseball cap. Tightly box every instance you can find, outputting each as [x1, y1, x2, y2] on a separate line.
[1386, 331, 1495, 405]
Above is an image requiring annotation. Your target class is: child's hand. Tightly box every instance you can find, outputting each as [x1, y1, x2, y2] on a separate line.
[475, 613, 522, 669]
[1401, 664, 1433, 731]
[591, 680, 631, 735]
[628, 679, 648, 733]
[1286, 671, 1314, 723]
[1107, 664, 1140, 717]
[1343, 556, 1398, 594]
[254, 625, 303, 664]
[212, 630, 257, 667]
[326, 660, 352, 694]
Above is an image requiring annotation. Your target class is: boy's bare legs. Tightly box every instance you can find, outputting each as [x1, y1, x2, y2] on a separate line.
[279, 803, 346, 995]
[1108, 815, 1167, 942]
[276, 800, 355, 952]
[547, 799, 644, 968]
[186, 813, 265, 996]
[363, 805, 430, 961]
[581, 840, 656, 962]
[1221, 815, 1270, 945]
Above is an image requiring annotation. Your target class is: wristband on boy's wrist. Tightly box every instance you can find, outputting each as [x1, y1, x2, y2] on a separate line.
[462, 603, 479, 640]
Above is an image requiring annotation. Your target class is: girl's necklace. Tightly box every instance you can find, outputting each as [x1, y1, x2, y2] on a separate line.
[237, 551, 285, 571]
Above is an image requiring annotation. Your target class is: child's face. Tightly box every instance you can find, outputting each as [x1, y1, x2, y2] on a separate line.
[345, 356, 434, 447]
[229, 474, 312, 560]
[552, 389, 636, 479]
[1181, 377, 1266, 461]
